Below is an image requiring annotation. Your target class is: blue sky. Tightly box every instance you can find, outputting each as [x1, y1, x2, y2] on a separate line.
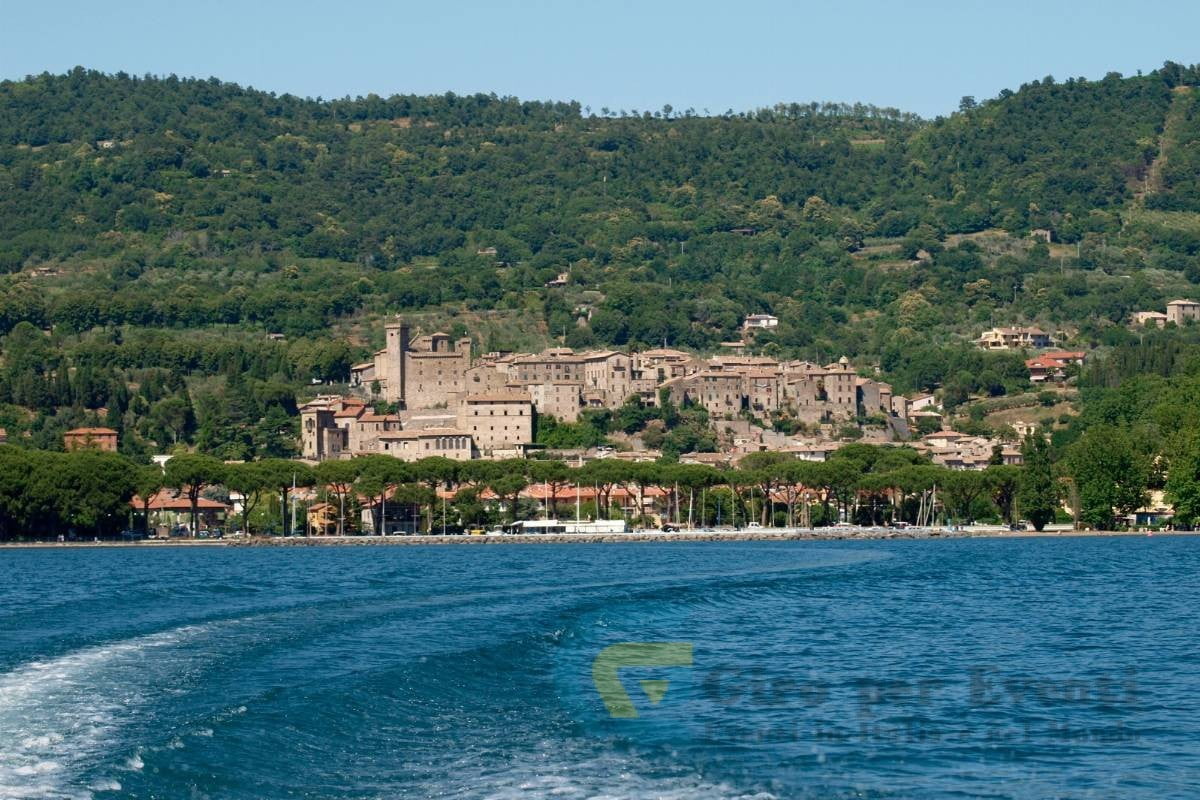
[2, 0, 1197, 117]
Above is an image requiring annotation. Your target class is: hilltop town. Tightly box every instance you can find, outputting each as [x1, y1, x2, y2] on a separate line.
[298, 316, 1034, 472]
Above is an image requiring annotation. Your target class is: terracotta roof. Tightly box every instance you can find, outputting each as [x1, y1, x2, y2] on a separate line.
[131, 490, 230, 511]
[358, 413, 401, 423]
[65, 427, 118, 436]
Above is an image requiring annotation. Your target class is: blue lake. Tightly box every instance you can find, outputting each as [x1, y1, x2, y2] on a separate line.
[1, 536, 1198, 798]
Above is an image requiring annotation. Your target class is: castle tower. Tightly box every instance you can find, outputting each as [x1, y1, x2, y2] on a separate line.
[384, 322, 410, 406]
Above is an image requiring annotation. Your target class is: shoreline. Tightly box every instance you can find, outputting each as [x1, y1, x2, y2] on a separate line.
[1, 527, 1194, 549]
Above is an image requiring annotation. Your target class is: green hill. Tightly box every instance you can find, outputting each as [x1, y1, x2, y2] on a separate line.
[2, 62, 1200, 456]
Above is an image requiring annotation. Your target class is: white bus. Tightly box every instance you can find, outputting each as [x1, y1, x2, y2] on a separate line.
[498, 519, 628, 535]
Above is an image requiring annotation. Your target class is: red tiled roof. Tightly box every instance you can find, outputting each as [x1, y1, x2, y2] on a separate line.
[131, 490, 230, 511]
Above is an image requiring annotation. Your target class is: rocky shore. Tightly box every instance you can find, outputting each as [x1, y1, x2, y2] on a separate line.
[232, 527, 992, 547]
[4, 527, 1185, 548]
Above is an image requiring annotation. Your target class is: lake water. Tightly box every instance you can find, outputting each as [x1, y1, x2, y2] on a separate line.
[1, 536, 1198, 799]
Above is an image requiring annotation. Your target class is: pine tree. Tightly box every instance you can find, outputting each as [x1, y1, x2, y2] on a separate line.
[1017, 434, 1058, 531]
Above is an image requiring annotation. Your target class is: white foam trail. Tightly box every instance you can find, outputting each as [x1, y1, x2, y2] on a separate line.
[0, 624, 210, 799]
[419, 747, 777, 800]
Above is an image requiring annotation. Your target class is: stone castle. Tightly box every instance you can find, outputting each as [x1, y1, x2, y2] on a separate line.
[300, 319, 911, 463]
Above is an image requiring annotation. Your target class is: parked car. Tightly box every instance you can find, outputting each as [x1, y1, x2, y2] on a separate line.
[120, 529, 146, 542]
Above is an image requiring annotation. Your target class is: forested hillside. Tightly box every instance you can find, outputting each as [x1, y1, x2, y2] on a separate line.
[2, 62, 1200, 460]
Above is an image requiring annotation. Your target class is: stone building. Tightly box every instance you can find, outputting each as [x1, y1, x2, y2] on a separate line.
[1167, 300, 1200, 326]
[350, 322, 473, 409]
[64, 427, 118, 452]
[457, 393, 535, 457]
[378, 428, 476, 461]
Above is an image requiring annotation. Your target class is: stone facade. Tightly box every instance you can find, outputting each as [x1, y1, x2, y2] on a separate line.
[349, 323, 474, 409]
[457, 393, 535, 457]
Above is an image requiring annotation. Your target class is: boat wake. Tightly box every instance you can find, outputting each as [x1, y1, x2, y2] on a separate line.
[0, 624, 213, 799]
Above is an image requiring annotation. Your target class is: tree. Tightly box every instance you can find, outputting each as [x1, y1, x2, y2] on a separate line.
[577, 458, 632, 520]
[225, 461, 269, 535]
[355, 455, 409, 535]
[941, 470, 987, 523]
[256, 458, 315, 535]
[487, 459, 530, 523]
[49, 451, 138, 537]
[666, 463, 722, 528]
[164, 453, 225, 537]
[0, 446, 36, 539]
[1017, 435, 1058, 531]
[133, 463, 167, 534]
[739, 452, 794, 526]
[985, 465, 1021, 525]
[314, 459, 361, 536]
[529, 459, 572, 519]
[1066, 425, 1150, 529]
[1165, 431, 1200, 526]
[411, 457, 460, 532]
[149, 395, 195, 445]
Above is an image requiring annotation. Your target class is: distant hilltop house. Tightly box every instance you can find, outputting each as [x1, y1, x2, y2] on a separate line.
[544, 272, 569, 288]
[742, 313, 779, 331]
[1026, 351, 1086, 384]
[63, 427, 118, 452]
[908, 393, 940, 412]
[976, 326, 1053, 350]
[1131, 311, 1169, 329]
[1168, 300, 1200, 325]
[0, 427, 7, 444]
[1131, 300, 1200, 329]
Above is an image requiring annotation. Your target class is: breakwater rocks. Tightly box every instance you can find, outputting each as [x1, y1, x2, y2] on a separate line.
[230, 527, 985, 547]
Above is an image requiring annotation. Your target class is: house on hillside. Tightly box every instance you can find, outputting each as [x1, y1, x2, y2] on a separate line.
[1026, 351, 1086, 383]
[1167, 300, 1200, 326]
[1131, 311, 1169, 329]
[742, 314, 779, 331]
[977, 326, 1053, 350]
[64, 427, 118, 452]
